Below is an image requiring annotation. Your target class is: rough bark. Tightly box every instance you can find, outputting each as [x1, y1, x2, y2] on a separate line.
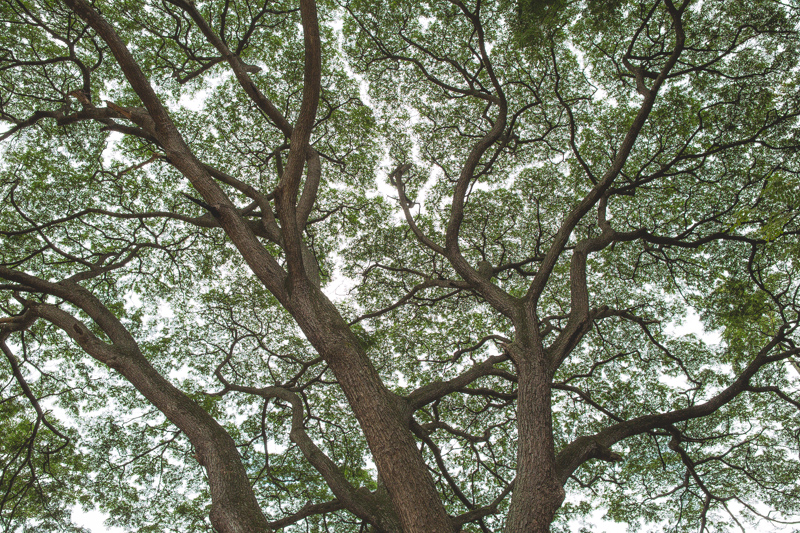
[57, 0, 455, 530]
[284, 283, 457, 533]
[505, 350, 564, 533]
[8, 282, 275, 533]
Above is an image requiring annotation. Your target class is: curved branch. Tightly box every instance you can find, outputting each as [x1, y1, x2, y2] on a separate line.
[348, 277, 468, 326]
[212, 380, 400, 531]
[390, 163, 446, 256]
[62, 0, 291, 305]
[267, 499, 345, 530]
[555, 330, 800, 484]
[0, 264, 273, 532]
[525, 0, 687, 309]
[452, 479, 514, 528]
[0, 338, 71, 451]
[411, 421, 476, 515]
[162, 0, 293, 138]
[406, 353, 510, 410]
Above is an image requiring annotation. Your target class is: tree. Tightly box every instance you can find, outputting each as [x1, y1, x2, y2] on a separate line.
[1, 0, 799, 531]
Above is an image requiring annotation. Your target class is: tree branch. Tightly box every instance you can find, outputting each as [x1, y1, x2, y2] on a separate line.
[555, 330, 799, 484]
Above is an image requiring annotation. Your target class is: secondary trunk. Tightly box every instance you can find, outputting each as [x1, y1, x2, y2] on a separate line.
[287, 284, 456, 533]
[506, 355, 565, 533]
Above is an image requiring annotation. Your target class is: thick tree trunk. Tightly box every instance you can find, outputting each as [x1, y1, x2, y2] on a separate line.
[287, 284, 456, 533]
[506, 355, 565, 533]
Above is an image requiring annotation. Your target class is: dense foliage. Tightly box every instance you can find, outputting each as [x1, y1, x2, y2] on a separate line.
[1, 0, 799, 531]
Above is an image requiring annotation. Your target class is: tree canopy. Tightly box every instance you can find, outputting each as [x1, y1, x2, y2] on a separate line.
[1, 0, 799, 532]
